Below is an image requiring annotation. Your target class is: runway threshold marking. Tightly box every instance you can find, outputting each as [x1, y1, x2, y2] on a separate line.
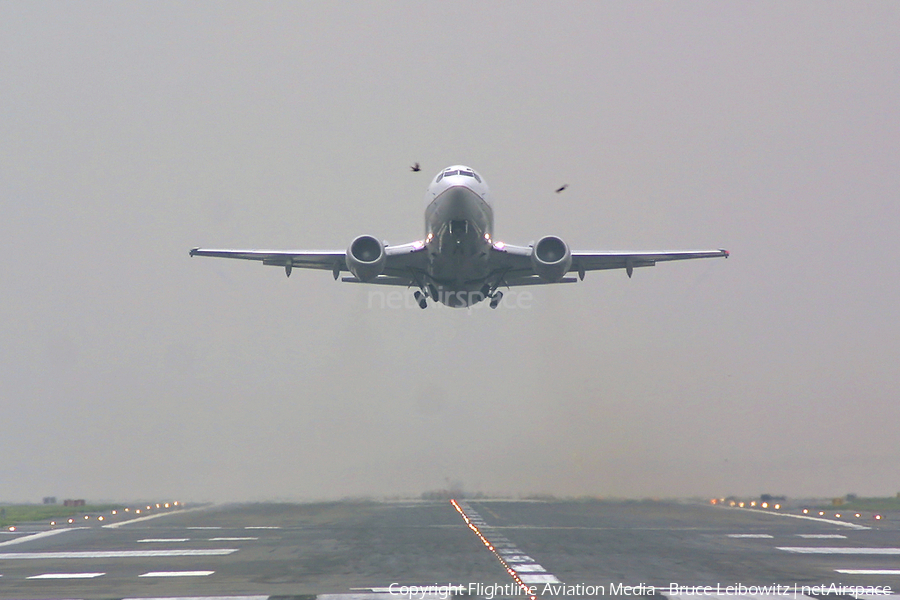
[450, 499, 560, 599]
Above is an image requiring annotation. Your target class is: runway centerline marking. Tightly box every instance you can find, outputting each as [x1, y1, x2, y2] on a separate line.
[798, 534, 847, 539]
[210, 537, 258, 541]
[728, 534, 774, 538]
[137, 538, 190, 543]
[836, 570, 900, 574]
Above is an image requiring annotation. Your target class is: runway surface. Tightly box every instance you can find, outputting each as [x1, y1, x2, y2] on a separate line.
[1, 499, 899, 600]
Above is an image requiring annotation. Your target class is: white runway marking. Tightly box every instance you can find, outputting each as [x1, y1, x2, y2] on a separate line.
[778, 547, 900, 554]
[210, 537, 258, 541]
[0, 548, 238, 559]
[728, 534, 774, 538]
[137, 538, 191, 543]
[139, 570, 215, 577]
[0, 527, 82, 548]
[245, 526, 281, 529]
[187, 526, 223, 530]
[838, 570, 900, 574]
[797, 534, 847, 539]
[518, 573, 561, 584]
[27, 572, 105, 579]
[513, 563, 547, 572]
[103, 505, 211, 529]
[122, 597, 268, 600]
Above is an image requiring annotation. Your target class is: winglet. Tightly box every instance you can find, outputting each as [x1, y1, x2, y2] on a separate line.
[189, 247, 199, 257]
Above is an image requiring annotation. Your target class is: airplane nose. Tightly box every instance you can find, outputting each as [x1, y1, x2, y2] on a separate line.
[439, 185, 480, 218]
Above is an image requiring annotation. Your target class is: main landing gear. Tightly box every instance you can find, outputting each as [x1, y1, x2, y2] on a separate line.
[413, 290, 427, 309]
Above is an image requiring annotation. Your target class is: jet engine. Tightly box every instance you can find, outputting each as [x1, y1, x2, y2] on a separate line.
[531, 235, 572, 282]
[346, 235, 386, 282]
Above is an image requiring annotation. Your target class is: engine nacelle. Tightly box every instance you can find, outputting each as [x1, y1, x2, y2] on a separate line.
[531, 235, 572, 282]
[346, 235, 386, 282]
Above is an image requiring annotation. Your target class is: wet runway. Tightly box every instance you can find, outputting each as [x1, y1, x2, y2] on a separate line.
[1, 498, 899, 600]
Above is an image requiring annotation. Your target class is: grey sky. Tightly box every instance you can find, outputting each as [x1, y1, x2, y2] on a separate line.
[2, 2, 898, 502]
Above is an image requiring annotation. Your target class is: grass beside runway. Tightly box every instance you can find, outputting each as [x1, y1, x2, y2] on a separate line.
[0, 503, 121, 528]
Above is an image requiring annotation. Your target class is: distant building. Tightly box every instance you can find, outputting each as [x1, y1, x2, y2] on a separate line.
[63, 499, 85, 507]
[42, 497, 57, 505]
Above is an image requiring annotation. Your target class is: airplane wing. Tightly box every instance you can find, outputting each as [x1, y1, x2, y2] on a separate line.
[189, 242, 427, 281]
[490, 244, 728, 281]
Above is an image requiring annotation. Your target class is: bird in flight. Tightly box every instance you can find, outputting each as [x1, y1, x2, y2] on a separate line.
[555, 184, 568, 193]
[411, 162, 421, 172]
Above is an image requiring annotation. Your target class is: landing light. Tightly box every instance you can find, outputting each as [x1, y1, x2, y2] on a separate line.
[761, 502, 768, 509]
[855, 513, 861, 518]
[7, 526, 15, 532]
[802, 509, 809, 514]
[774, 504, 781, 510]
[112, 510, 117, 515]
[819, 511, 825, 516]
[835, 514, 841, 518]
[50, 521, 56, 526]
[875, 515, 883, 520]
[98, 516, 104, 521]
[136, 509, 141, 514]
[493, 241, 506, 250]
[68, 518, 74, 524]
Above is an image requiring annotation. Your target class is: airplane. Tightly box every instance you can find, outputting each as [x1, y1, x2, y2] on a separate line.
[190, 165, 728, 309]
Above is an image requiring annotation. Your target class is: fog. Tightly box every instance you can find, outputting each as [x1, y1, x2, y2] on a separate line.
[2, 2, 898, 502]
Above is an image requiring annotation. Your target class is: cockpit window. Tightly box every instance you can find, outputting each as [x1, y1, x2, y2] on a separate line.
[443, 170, 458, 178]
[436, 172, 443, 183]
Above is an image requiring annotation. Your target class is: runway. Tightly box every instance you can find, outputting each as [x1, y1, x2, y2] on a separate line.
[0, 499, 898, 600]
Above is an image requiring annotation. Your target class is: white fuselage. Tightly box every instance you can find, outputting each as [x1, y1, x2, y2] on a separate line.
[423, 166, 495, 306]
